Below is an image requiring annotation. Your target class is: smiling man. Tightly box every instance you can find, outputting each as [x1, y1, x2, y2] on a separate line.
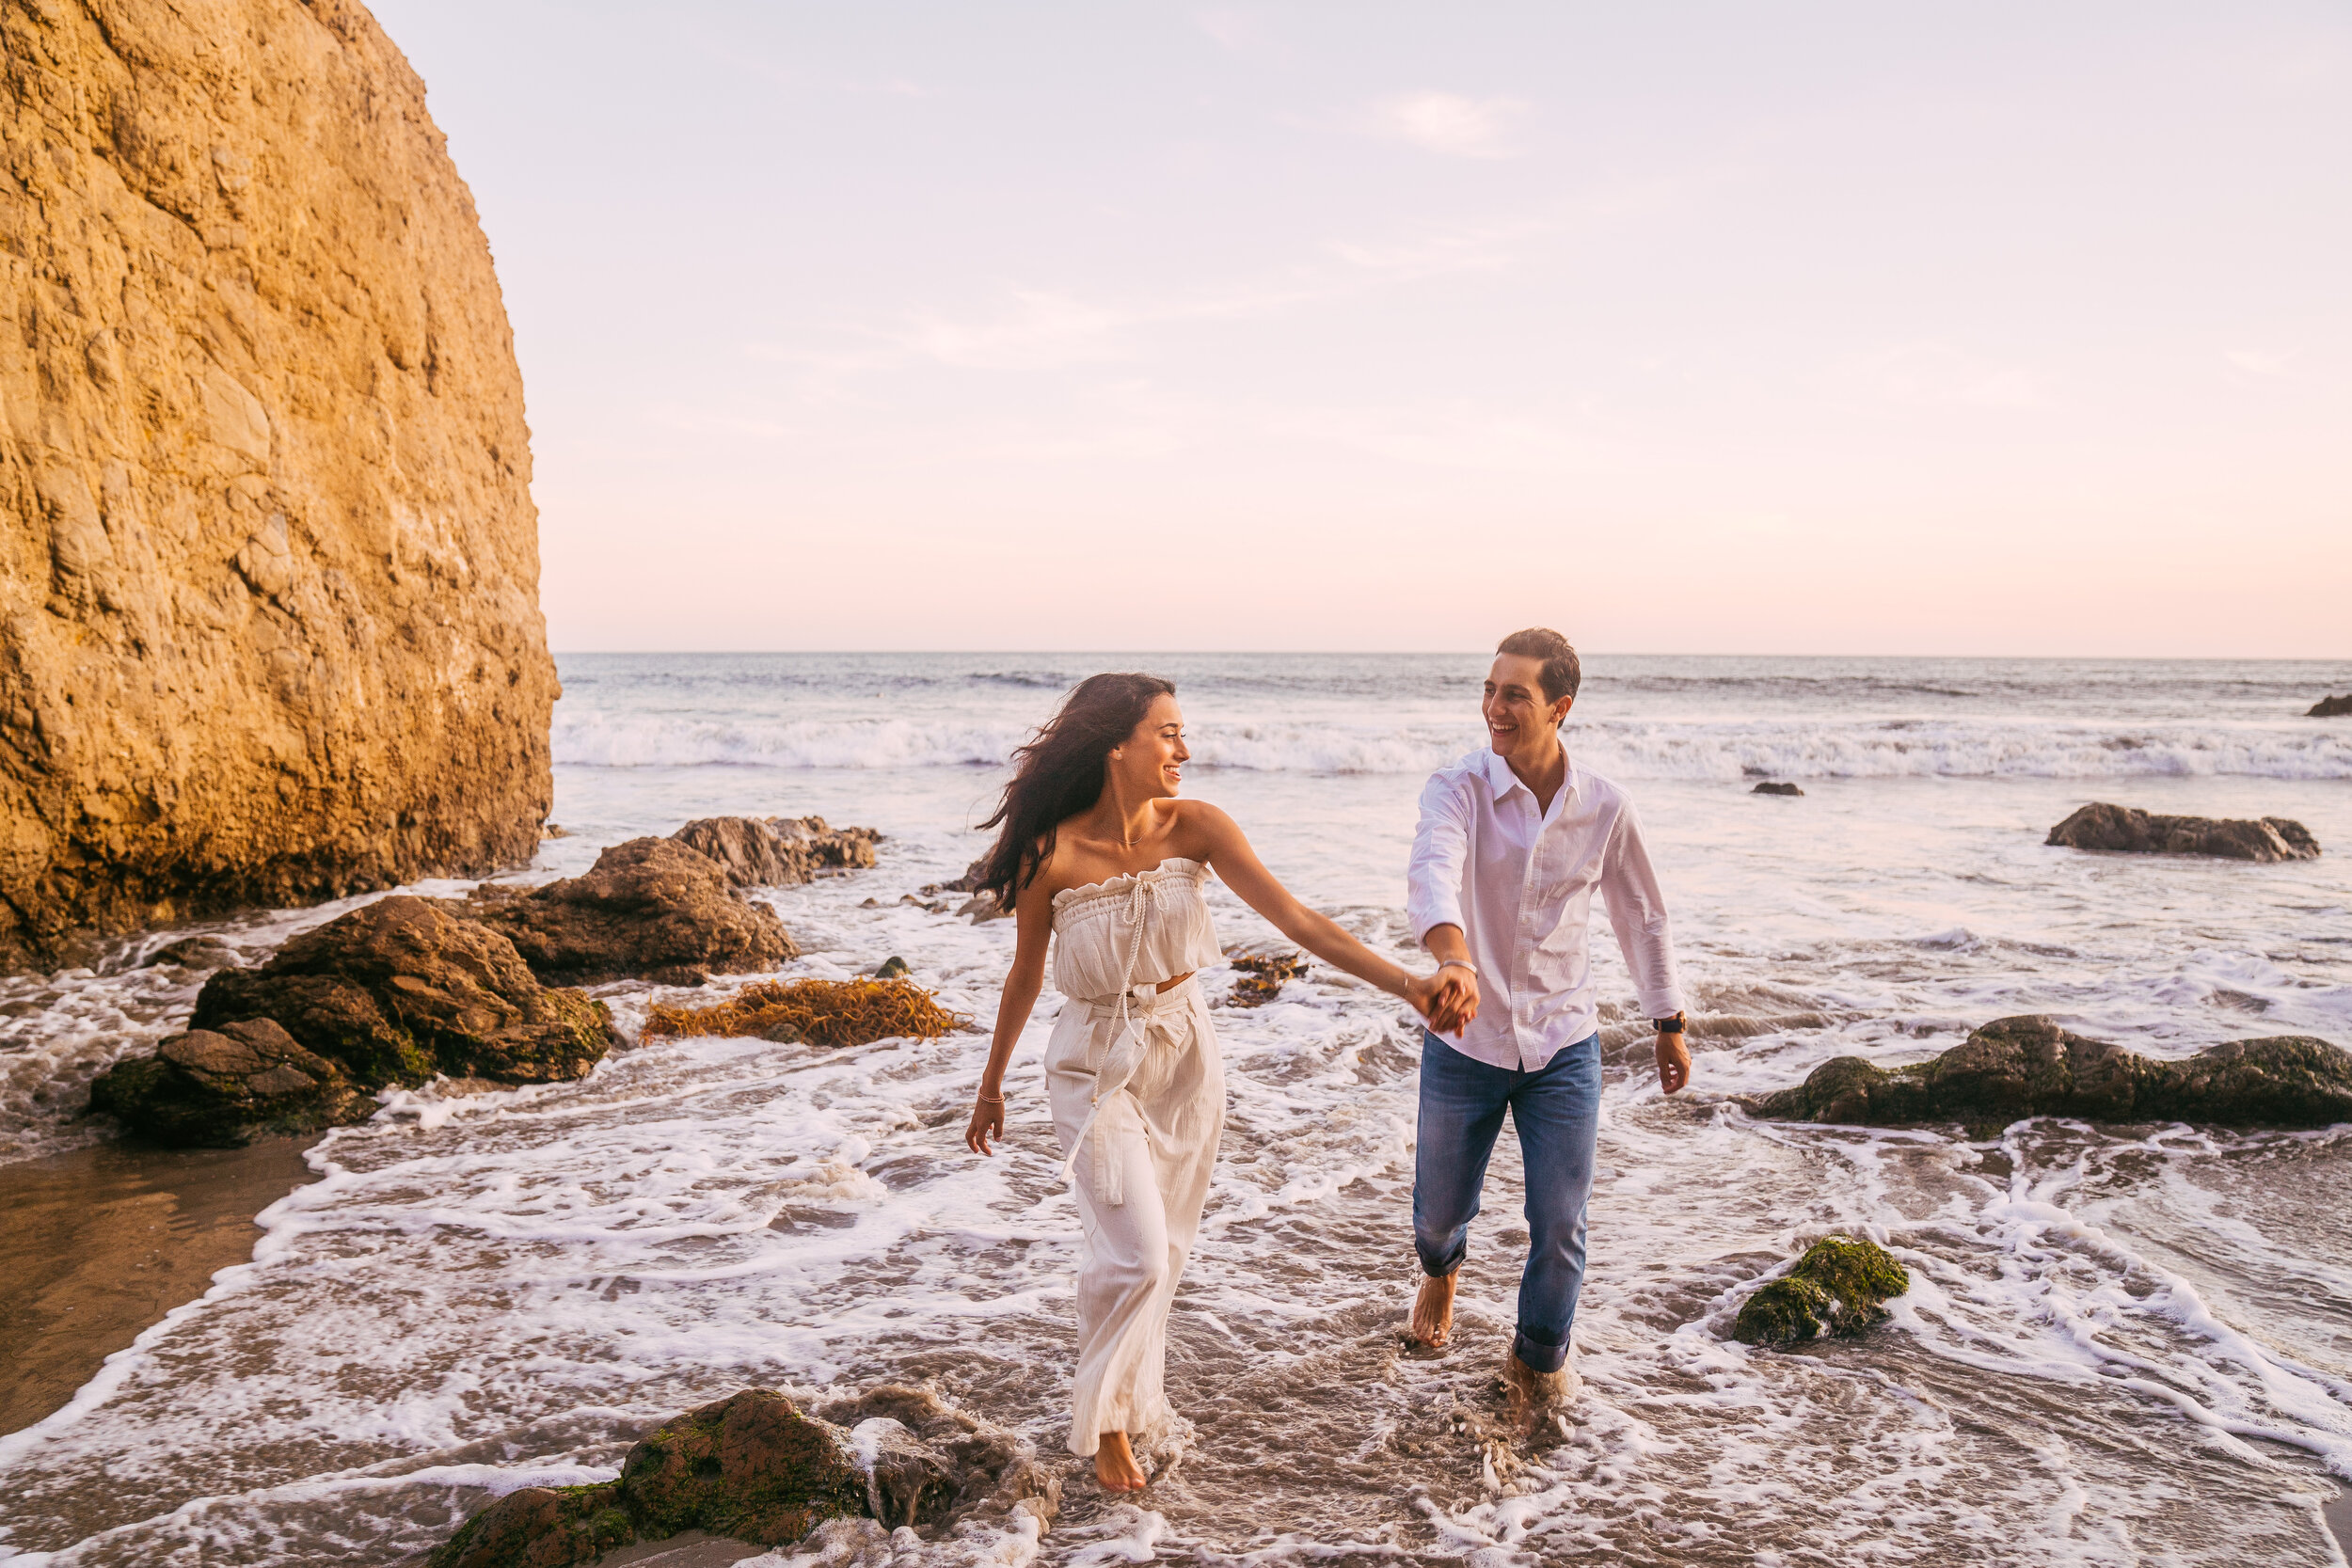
[1404, 627, 1690, 1424]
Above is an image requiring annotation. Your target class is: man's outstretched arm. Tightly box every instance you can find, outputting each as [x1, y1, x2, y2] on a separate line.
[1407, 773, 1479, 1033]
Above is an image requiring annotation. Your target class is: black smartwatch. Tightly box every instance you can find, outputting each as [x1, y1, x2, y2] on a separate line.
[1653, 1011, 1687, 1035]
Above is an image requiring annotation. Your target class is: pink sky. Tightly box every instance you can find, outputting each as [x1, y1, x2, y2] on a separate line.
[378, 2, 2349, 656]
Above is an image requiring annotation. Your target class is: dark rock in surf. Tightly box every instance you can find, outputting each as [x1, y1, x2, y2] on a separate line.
[141, 935, 243, 971]
[427, 1386, 1057, 1568]
[2308, 694, 2352, 718]
[1745, 1015, 2352, 1131]
[94, 897, 616, 1147]
[465, 836, 797, 987]
[190, 895, 616, 1088]
[1733, 1236, 1909, 1347]
[1752, 782, 1804, 797]
[2046, 802, 2319, 863]
[674, 816, 881, 889]
[924, 857, 990, 895]
[89, 1019, 373, 1147]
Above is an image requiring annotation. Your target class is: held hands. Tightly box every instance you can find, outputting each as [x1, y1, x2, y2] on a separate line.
[964, 1094, 1006, 1156]
[1655, 1030, 1691, 1095]
[1405, 965, 1480, 1036]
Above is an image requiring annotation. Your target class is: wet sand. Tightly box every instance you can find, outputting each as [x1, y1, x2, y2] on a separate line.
[0, 1136, 321, 1435]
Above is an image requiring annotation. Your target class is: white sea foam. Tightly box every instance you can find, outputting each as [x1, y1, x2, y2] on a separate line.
[4, 655, 2348, 1564]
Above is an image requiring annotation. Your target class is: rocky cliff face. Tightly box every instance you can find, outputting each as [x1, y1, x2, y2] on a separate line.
[0, 0, 556, 968]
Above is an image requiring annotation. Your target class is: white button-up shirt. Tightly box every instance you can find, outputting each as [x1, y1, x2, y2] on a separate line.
[1406, 748, 1683, 1072]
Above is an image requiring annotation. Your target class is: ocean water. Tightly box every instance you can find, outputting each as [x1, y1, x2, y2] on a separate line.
[3, 652, 2351, 1566]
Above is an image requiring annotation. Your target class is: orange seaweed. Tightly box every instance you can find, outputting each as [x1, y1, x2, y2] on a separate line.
[642, 977, 968, 1049]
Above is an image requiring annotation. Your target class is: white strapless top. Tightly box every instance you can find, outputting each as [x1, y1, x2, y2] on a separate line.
[1050, 858, 1223, 1003]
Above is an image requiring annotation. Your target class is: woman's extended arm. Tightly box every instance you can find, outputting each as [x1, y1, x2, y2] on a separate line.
[1190, 804, 1470, 1030]
[966, 870, 1057, 1155]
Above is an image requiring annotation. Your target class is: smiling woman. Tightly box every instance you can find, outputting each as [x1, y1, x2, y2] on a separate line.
[959, 672, 1466, 1493]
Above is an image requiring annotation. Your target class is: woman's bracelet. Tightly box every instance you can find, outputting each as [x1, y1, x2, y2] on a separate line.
[975, 1090, 1005, 1105]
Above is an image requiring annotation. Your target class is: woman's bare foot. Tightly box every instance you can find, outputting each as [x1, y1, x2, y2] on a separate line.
[1411, 1271, 1458, 1347]
[1094, 1429, 1148, 1492]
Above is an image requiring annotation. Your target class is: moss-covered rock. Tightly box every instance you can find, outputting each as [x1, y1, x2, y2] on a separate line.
[428, 1386, 1056, 1567]
[427, 1482, 634, 1568]
[1733, 1236, 1910, 1347]
[1746, 1016, 2352, 1132]
[617, 1389, 867, 1545]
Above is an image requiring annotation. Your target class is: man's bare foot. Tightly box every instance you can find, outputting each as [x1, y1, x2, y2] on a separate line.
[1094, 1429, 1147, 1493]
[1499, 1347, 1580, 1436]
[1411, 1271, 1458, 1347]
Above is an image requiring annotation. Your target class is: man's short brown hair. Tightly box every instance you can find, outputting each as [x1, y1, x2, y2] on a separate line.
[1496, 627, 1581, 705]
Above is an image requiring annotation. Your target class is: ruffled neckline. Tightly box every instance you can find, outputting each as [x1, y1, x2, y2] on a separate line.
[1050, 857, 1206, 911]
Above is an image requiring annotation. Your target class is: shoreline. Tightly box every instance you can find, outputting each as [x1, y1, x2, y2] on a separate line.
[0, 1135, 322, 1437]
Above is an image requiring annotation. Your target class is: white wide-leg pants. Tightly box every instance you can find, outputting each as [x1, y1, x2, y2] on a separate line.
[1044, 977, 1224, 1457]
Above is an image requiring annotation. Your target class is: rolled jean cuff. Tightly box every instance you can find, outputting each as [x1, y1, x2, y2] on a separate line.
[1415, 1241, 1466, 1279]
[1512, 1326, 1568, 1374]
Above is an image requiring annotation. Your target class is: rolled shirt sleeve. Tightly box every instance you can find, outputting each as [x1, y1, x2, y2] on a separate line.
[1406, 768, 1472, 944]
[1599, 803, 1685, 1021]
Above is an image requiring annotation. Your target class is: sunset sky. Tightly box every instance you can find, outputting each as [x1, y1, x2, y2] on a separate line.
[373, 1, 2350, 657]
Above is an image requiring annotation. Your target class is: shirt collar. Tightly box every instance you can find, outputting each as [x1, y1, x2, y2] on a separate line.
[1479, 746, 1579, 815]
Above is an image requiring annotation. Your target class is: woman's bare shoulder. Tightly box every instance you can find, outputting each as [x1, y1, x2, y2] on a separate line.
[1162, 799, 1242, 856]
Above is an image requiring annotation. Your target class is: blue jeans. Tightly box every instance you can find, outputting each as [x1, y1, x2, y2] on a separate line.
[1412, 1030, 1601, 1374]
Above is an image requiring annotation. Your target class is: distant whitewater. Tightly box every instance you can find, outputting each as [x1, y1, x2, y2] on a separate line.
[551, 653, 2352, 780]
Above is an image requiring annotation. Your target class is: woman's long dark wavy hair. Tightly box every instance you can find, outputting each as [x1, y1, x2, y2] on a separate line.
[976, 673, 1177, 905]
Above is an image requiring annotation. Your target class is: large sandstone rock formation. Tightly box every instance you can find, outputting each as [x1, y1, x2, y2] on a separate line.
[0, 0, 555, 969]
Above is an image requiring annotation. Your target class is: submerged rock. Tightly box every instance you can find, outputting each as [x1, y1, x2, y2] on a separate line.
[673, 816, 881, 889]
[1746, 1015, 2352, 1131]
[2308, 695, 2352, 718]
[815, 1384, 1060, 1531]
[1733, 1236, 1909, 1347]
[2046, 802, 2319, 863]
[89, 1020, 373, 1147]
[140, 935, 244, 972]
[467, 837, 796, 987]
[0, 0, 556, 973]
[428, 1386, 1053, 1568]
[1752, 782, 1804, 797]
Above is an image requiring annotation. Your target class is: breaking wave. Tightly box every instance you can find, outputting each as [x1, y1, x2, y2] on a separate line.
[552, 710, 2352, 781]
